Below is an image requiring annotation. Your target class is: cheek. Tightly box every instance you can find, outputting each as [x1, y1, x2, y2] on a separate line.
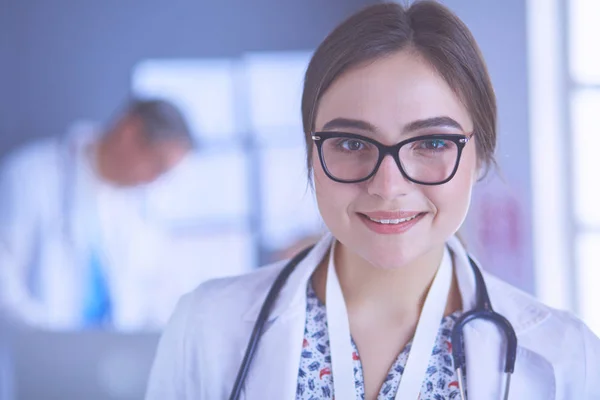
[428, 177, 472, 225]
[426, 149, 477, 231]
[313, 157, 359, 227]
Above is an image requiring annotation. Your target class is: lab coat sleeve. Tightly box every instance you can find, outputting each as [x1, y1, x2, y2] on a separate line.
[581, 319, 600, 398]
[145, 293, 194, 399]
[0, 152, 49, 326]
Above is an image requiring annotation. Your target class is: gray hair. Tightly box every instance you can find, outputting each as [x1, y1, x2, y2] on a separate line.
[116, 98, 195, 147]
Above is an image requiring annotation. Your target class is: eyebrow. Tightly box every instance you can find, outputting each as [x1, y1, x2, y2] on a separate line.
[402, 116, 464, 133]
[321, 118, 378, 133]
[319, 116, 464, 135]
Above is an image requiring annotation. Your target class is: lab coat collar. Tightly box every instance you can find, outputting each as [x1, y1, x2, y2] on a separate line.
[243, 233, 552, 335]
[242, 232, 332, 322]
[241, 233, 556, 399]
[446, 235, 551, 334]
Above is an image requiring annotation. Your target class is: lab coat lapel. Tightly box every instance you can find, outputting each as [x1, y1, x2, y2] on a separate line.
[240, 233, 333, 399]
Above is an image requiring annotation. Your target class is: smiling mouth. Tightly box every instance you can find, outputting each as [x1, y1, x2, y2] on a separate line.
[358, 212, 426, 225]
[366, 214, 420, 224]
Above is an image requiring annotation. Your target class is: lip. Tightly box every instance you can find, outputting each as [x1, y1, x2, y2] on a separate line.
[361, 211, 423, 220]
[358, 211, 426, 234]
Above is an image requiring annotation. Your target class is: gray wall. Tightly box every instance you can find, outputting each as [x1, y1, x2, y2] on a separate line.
[0, 0, 18, 152]
[0, 0, 375, 157]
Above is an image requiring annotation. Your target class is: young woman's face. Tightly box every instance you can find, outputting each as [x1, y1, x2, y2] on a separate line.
[313, 50, 479, 269]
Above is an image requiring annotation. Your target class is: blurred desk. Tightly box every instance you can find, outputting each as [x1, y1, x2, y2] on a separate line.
[5, 329, 159, 400]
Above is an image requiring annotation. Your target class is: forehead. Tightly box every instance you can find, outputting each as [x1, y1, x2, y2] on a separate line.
[314, 50, 473, 137]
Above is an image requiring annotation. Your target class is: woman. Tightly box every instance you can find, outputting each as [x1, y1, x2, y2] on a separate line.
[146, 2, 600, 399]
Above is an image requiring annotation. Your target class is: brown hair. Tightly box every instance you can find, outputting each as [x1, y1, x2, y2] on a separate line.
[301, 1, 497, 177]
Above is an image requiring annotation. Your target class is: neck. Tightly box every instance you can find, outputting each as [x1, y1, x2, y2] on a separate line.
[312, 240, 461, 321]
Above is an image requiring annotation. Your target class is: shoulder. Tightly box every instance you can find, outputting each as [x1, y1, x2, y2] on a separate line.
[1, 138, 62, 181]
[485, 273, 593, 340]
[485, 273, 600, 383]
[0, 139, 64, 212]
[484, 273, 552, 331]
[2, 138, 61, 167]
[485, 273, 582, 331]
[146, 261, 292, 398]
[162, 237, 331, 349]
[184, 260, 288, 322]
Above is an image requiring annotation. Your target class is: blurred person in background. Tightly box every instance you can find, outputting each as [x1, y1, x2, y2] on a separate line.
[0, 98, 195, 331]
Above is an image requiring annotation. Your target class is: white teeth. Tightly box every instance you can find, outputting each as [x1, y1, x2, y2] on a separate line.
[368, 214, 420, 224]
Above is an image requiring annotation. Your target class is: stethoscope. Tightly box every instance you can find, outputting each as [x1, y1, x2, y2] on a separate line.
[229, 245, 518, 400]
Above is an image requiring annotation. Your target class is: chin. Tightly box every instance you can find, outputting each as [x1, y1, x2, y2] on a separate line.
[345, 226, 448, 271]
[359, 246, 423, 270]
[335, 232, 421, 270]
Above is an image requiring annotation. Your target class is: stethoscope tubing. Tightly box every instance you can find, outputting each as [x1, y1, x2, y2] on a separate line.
[230, 246, 518, 400]
[229, 246, 312, 400]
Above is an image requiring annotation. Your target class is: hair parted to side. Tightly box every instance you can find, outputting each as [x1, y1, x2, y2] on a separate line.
[302, 0, 497, 179]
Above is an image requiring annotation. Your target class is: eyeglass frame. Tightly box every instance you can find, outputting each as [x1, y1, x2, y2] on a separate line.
[311, 131, 474, 186]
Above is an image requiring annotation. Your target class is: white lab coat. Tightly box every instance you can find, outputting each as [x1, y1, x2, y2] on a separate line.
[0, 134, 199, 330]
[146, 233, 600, 399]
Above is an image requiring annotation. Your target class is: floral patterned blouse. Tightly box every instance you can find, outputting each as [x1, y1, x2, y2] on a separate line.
[296, 282, 463, 400]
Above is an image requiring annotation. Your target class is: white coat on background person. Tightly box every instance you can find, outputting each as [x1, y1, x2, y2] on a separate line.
[0, 98, 196, 330]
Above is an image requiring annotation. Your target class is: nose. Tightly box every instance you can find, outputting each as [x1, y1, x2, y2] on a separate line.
[366, 155, 412, 200]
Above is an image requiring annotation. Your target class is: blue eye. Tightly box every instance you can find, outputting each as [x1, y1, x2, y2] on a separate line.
[420, 139, 449, 150]
[339, 139, 367, 151]
[409, 138, 452, 152]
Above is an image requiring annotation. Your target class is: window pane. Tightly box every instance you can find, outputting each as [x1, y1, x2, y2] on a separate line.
[148, 150, 250, 226]
[132, 59, 238, 141]
[571, 89, 600, 226]
[576, 233, 600, 336]
[569, 0, 600, 84]
[244, 51, 312, 141]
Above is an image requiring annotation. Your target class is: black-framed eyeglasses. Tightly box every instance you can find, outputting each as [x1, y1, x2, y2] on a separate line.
[311, 132, 474, 185]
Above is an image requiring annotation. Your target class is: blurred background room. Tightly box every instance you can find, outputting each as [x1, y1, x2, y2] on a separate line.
[0, 0, 598, 398]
